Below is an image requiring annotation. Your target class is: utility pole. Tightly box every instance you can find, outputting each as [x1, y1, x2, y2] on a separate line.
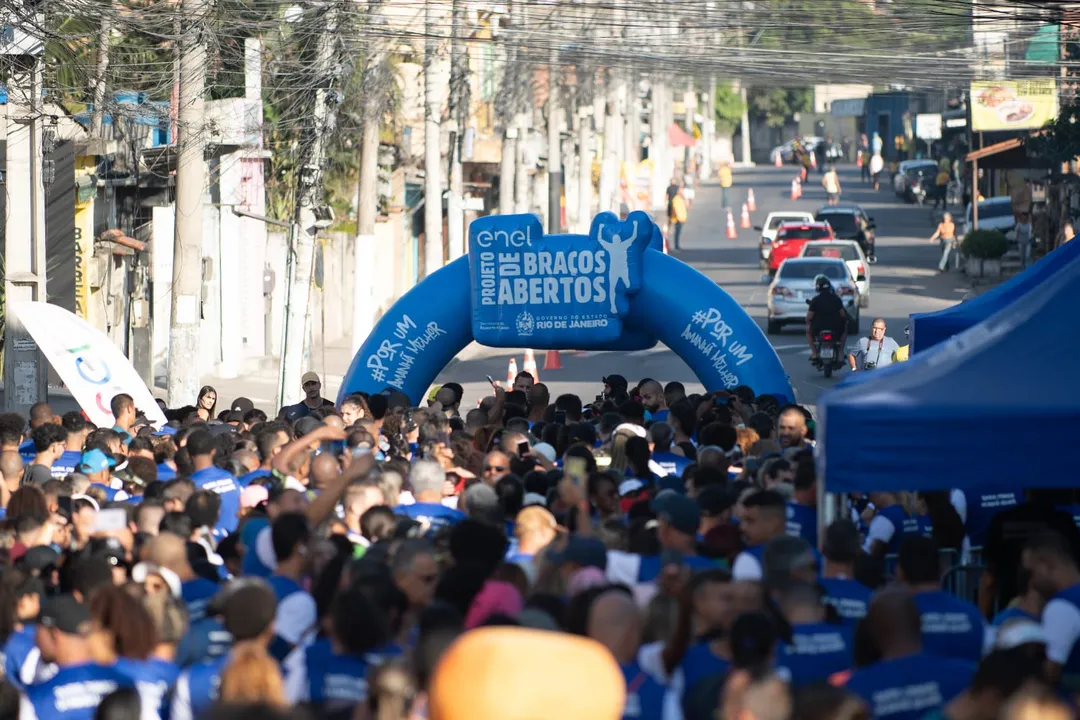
[701, 74, 716, 180]
[423, 0, 444, 274]
[166, 0, 209, 408]
[546, 46, 561, 232]
[352, 3, 387, 355]
[497, 2, 516, 216]
[575, 85, 593, 233]
[446, 0, 466, 259]
[89, 17, 111, 138]
[2, 10, 48, 416]
[277, 1, 343, 409]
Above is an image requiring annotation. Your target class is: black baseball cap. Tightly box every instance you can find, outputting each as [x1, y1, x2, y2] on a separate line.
[698, 485, 737, 517]
[22, 546, 61, 573]
[40, 595, 92, 635]
[652, 490, 701, 536]
[231, 397, 255, 414]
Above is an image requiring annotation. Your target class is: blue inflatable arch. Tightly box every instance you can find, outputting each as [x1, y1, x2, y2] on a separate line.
[339, 213, 795, 405]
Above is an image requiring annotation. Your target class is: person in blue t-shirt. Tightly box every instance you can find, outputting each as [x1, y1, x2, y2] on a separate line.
[114, 591, 185, 717]
[897, 536, 984, 664]
[586, 587, 665, 720]
[638, 380, 669, 425]
[185, 429, 242, 535]
[266, 513, 318, 662]
[284, 584, 402, 706]
[648, 423, 690, 479]
[134, 534, 219, 623]
[17, 402, 55, 463]
[171, 580, 278, 720]
[988, 566, 1044, 637]
[732, 490, 792, 581]
[53, 412, 89, 480]
[20, 595, 149, 720]
[394, 460, 465, 534]
[819, 520, 873, 625]
[844, 588, 975, 720]
[864, 493, 933, 557]
[785, 460, 817, 547]
[1022, 530, 1080, 691]
[775, 581, 853, 687]
[953, 488, 1021, 549]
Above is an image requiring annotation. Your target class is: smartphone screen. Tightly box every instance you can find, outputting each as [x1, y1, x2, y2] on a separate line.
[93, 508, 128, 533]
[486, 375, 497, 388]
[565, 456, 587, 487]
[57, 496, 73, 520]
[517, 441, 530, 457]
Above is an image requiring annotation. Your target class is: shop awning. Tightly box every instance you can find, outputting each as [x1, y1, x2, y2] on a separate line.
[965, 137, 1022, 162]
[668, 123, 696, 148]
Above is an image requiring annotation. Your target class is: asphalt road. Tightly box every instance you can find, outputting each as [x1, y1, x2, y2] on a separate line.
[436, 164, 971, 413]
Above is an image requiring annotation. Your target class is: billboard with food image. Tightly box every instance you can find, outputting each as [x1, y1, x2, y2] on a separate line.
[971, 80, 1058, 132]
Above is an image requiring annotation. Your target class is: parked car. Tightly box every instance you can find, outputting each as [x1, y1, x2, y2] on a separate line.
[800, 240, 871, 307]
[755, 211, 815, 269]
[766, 257, 861, 335]
[959, 196, 1016, 239]
[893, 160, 938, 196]
[814, 204, 876, 259]
[767, 221, 836, 275]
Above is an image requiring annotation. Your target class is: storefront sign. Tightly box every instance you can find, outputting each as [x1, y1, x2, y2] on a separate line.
[916, 114, 942, 140]
[970, 80, 1058, 132]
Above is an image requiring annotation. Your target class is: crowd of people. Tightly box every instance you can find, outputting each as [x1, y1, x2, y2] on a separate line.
[0, 371, 1077, 720]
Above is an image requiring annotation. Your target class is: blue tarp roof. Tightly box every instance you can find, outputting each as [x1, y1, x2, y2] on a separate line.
[817, 255, 1080, 493]
[910, 239, 1080, 353]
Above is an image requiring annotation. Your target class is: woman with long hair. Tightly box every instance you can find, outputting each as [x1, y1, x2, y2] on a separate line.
[114, 588, 188, 717]
[196, 386, 218, 422]
[87, 585, 158, 665]
[0, 568, 46, 690]
[218, 644, 288, 708]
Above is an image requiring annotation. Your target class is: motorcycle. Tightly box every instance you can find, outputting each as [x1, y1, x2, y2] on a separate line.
[811, 329, 845, 378]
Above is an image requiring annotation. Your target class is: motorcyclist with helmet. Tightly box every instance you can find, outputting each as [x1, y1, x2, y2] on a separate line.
[806, 274, 848, 362]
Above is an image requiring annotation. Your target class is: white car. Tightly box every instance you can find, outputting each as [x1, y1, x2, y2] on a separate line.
[800, 240, 871, 307]
[755, 211, 815, 268]
[765, 256, 861, 335]
[960, 196, 1015, 239]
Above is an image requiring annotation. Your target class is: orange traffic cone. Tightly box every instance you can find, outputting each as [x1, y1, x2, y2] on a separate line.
[791, 179, 799, 200]
[856, 152, 863, 168]
[810, 152, 817, 169]
[774, 153, 782, 167]
[544, 349, 562, 371]
[725, 209, 737, 239]
[523, 349, 539, 383]
[506, 357, 518, 388]
[740, 203, 751, 229]
[746, 189, 757, 212]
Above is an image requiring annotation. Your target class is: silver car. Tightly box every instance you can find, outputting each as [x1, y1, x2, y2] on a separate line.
[765, 257, 861, 335]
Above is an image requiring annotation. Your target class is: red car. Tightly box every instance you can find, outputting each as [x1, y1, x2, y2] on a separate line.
[768, 222, 836, 275]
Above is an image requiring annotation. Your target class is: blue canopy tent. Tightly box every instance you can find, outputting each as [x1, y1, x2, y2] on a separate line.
[910, 238, 1080, 353]
[817, 258, 1080, 493]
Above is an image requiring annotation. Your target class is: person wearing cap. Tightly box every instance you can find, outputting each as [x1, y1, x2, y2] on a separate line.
[819, 520, 873, 625]
[732, 490, 791, 581]
[171, 581, 279, 720]
[604, 490, 715, 594]
[280, 371, 335, 423]
[185, 429, 241, 536]
[843, 588, 975, 720]
[508, 506, 558, 583]
[79, 448, 128, 501]
[22, 595, 153, 720]
[897, 536, 984, 664]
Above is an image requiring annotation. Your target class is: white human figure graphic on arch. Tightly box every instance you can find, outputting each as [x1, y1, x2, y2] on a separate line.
[597, 221, 637, 315]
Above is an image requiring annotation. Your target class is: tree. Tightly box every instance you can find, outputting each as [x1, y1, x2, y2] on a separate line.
[748, 88, 812, 128]
[714, 82, 745, 134]
[1022, 102, 1080, 164]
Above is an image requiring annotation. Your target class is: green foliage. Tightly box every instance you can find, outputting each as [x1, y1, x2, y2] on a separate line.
[748, 88, 812, 128]
[714, 82, 745, 134]
[961, 229, 1009, 260]
[1023, 102, 1080, 164]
